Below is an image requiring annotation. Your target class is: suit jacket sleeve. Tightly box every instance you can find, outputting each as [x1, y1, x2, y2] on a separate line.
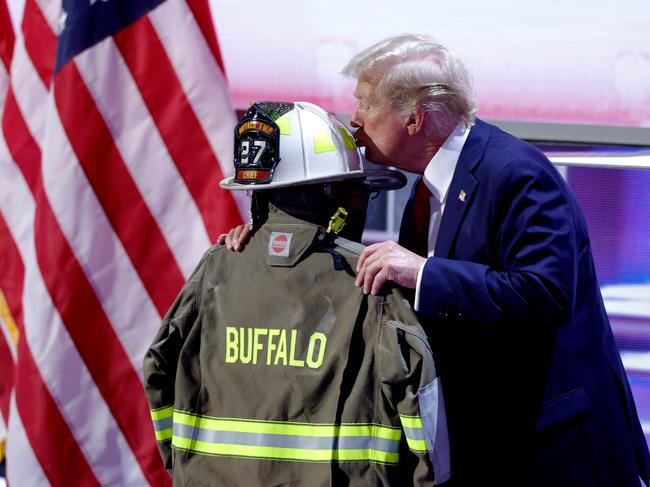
[143, 253, 208, 471]
[418, 157, 581, 324]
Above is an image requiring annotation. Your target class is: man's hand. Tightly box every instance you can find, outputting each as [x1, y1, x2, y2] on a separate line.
[355, 240, 426, 295]
[216, 224, 252, 251]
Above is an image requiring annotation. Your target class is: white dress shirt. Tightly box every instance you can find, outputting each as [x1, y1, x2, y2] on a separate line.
[414, 122, 472, 311]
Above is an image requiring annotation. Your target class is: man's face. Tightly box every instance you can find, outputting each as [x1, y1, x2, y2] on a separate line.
[350, 78, 408, 168]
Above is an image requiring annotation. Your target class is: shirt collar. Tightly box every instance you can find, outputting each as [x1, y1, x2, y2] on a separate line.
[422, 122, 472, 203]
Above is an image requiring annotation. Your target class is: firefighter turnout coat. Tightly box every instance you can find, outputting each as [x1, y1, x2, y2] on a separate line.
[143, 204, 450, 486]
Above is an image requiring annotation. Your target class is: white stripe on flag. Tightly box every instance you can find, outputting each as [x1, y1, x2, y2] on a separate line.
[40, 90, 162, 374]
[6, 396, 49, 487]
[0, 132, 148, 486]
[8, 33, 49, 139]
[149, 0, 250, 217]
[74, 35, 212, 279]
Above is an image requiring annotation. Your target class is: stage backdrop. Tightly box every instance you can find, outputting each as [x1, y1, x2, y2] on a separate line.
[208, 0, 650, 128]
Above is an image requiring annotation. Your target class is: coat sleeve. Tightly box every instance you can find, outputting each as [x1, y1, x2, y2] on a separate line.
[418, 157, 582, 324]
[378, 297, 451, 485]
[143, 254, 208, 471]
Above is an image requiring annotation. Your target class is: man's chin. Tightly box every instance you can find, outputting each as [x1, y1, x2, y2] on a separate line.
[363, 150, 391, 167]
[360, 146, 376, 162]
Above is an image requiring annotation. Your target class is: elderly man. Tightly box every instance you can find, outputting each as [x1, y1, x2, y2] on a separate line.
[221, 35, 650, 485]
[346, 34, 650, 486]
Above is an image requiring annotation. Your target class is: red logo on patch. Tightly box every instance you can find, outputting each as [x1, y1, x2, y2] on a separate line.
[272, 235, 288, 253]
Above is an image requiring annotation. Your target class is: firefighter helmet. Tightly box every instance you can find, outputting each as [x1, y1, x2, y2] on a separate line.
[220, 101, 406, 191]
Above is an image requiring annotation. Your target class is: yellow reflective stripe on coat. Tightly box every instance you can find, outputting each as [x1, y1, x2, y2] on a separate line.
[174, 411, 401, 439]
[171, 410, 402, 464]
[399, 414, 428, 452]
[150, 405, 173, 442]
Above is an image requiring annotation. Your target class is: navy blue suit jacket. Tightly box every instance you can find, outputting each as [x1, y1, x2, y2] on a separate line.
[399, 119, 650, 485]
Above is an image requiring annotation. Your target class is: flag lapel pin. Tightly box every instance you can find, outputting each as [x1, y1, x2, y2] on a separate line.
[458, 190, 467, 203]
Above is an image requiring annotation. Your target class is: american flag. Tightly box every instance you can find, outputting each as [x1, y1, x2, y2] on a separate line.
[0, 0, 244, 484]
[0, 0, 16, 467]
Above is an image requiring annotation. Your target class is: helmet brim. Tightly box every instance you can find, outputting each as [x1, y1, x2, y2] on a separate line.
[220, 169, 407, 191]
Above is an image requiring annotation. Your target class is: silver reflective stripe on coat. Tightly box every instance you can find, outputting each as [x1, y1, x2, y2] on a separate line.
[170, 411, 402, 464]
[174, 422, 401, 452]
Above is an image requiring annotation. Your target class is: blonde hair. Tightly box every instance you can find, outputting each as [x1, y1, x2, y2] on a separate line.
[343, 34, 477, 138]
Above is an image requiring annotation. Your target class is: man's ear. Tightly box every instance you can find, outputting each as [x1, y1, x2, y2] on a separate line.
[405, 109, 425, 135]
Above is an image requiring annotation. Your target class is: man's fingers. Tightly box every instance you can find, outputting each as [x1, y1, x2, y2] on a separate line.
[233, 224, 252, 251]
[361, 255, 386, 295]
[231, 227, 243, 251]
[224, 228, 237, 250]
[355, 249, 371, 286]
[216, 233, 228, 245]
[222, 224, 252, 251]
[356, 242, 384, 272]
[357, 240, 424, 293]
[355, 243, 386, 287]
[370, 268, 389, 296]
[354, 264, 365, 288]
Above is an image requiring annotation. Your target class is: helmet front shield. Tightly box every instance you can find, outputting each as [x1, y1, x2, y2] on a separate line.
[233, 102, 293, 184]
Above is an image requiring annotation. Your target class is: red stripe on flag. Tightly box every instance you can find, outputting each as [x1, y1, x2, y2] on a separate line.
[2, 89, 41, 192]
[32, 191, 170, 486]
[0, 336, 14, 421]
[15, 340, 101, 486]
[0, 0, 14, 70]
[53, 61, 185, 316]
[21, 0, 56, 87]
[113, 16, 242, 241]
[186, 0, 226, 75]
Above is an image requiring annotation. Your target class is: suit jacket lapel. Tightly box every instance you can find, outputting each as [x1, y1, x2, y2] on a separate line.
[434, 120, 489, 258]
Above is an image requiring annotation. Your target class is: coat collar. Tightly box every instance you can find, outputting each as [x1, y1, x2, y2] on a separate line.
[434, 118, 491, 258]
[255, 204, 320, 267]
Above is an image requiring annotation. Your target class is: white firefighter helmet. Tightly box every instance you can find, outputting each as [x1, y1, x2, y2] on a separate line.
[220, 101, 406, 191]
